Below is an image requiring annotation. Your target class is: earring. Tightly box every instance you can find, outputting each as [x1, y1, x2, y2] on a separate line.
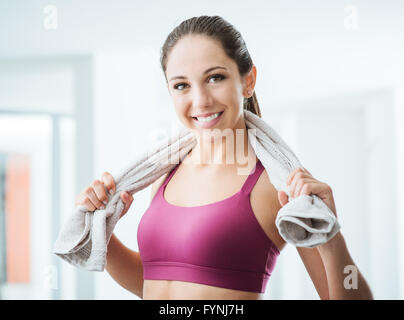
[247, 90, 252, 96]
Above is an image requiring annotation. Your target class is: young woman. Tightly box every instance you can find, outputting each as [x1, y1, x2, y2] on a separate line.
[75, 15, 373, 300]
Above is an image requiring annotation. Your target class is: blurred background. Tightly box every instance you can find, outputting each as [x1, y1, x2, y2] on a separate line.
[0, 0, 403, 300]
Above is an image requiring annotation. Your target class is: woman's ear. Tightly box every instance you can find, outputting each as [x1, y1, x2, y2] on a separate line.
[243, 64, 257, 97]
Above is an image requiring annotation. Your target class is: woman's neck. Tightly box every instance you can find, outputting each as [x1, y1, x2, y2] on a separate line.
[183, 115, 255, 170]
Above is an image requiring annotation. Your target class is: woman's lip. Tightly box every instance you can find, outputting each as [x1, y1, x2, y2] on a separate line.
[192, 111, 223, 117]
[191, 111, 224, 129]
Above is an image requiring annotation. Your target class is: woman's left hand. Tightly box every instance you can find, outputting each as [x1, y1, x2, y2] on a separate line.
[277, 167, 338, 218]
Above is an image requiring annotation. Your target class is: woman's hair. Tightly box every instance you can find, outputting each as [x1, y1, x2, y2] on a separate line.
[160, 15, 262, 118]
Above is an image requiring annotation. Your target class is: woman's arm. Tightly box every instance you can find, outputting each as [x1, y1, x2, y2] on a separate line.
[279, 167, 374, 300]
[105, 233, 144, 299]
[105, 174, 169, 299]
[296, 246, 329, 299]
[317, 231, 373, 299]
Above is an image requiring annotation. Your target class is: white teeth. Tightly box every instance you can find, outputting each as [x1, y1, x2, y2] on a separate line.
[196, 112, 221, 122]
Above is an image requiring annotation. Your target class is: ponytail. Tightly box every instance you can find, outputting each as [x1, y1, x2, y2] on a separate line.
[243, 91, 261, 118]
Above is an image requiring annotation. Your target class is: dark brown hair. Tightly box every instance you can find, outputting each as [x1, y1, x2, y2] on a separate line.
[160, 15, 262, 118]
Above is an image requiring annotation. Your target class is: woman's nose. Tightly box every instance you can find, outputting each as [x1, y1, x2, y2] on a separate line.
[191, 86, 213, 108]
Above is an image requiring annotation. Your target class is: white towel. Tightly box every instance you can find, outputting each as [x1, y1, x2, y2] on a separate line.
[53, 109, 340, 271]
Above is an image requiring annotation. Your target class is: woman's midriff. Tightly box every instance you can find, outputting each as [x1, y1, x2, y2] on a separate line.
[142, 279, 264, 300]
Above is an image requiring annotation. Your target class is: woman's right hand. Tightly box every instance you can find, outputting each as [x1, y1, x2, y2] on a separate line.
[75, 172, 134, 219]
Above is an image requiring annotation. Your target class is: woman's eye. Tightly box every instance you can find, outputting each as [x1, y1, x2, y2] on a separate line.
[174, 83, 187, 90]
[173, 74, 225, 91]
[208, 74, 225, 83]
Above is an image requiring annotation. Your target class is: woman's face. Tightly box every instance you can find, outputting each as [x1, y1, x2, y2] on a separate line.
[165, 34, 254, 136]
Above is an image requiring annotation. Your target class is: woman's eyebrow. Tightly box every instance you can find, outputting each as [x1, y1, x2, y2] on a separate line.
[169, 66, 227, 82]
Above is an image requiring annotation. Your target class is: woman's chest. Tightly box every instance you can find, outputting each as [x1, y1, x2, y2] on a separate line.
[138, 164, 286, 299]
[164, 168, 246, 206]
[162, 165, 286, 252]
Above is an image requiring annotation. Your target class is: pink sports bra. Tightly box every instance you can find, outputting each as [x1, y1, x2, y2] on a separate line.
[137, 159, 280, 293]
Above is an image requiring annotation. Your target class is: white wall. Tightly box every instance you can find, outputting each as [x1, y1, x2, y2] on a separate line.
[1, 0, 403, 105]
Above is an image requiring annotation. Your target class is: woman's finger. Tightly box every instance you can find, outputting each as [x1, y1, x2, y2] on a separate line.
[102, 172, 116, 195]
[286, 168, 300, 186]
[293, 177, 317, 198]
[303, 167, 313, 176]
[288, 171, 309, 198]
[298, 182, 337, 217]
[120, 191, 134, 217]
[84, 186, 105, 210]
[297, 182, 328, 197]
[120, 191, 127, 202]
[75, 193, 96, 211]
[278, 190, 289, 207]
[287, 167, 309, 186]
[92, 180, 109, 206]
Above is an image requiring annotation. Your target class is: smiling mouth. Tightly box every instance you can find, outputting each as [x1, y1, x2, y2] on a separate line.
[192, 111, 224, 122]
